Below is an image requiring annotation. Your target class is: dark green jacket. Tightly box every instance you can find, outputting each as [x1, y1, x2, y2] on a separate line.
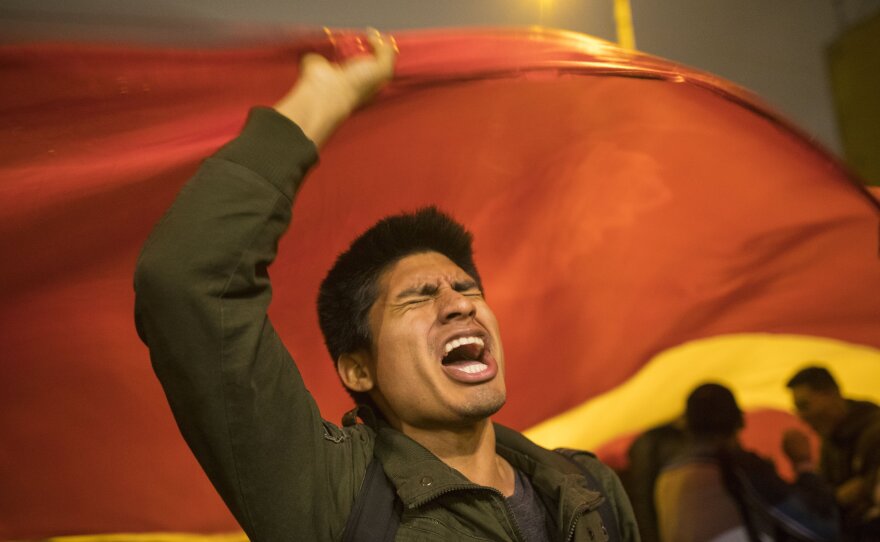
[135, 107, 639, 542]
[819, 399, 880, 535]
[820, 399, 880, 487]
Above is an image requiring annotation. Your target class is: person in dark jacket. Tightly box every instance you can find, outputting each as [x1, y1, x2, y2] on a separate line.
[786, 365, 880, 538]
[134, 30, 638, 541]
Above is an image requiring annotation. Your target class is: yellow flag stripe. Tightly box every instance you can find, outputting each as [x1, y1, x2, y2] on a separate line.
[524, 333, 880, 450]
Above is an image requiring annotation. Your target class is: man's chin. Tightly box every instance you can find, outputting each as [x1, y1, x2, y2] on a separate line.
[455, 393, 506, 424]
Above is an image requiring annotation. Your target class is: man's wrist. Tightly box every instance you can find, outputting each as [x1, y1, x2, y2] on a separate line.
[273, 80, 355, 147]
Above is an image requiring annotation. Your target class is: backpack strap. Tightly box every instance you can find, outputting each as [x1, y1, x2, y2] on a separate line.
[715, 450, 764, 542]
[555, 447, 622, 542]
[341, 455, 401, 542]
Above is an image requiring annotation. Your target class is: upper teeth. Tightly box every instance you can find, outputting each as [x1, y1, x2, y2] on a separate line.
[444, 336, 484, 354]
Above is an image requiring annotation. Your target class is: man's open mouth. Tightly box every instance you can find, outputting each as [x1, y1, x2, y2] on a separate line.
[440, 335, 496, 382]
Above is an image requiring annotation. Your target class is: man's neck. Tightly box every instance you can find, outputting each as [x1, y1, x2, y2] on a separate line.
[401, 419, 516, 496]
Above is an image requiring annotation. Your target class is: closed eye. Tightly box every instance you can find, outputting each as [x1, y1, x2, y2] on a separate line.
[453, 280, 481, 297]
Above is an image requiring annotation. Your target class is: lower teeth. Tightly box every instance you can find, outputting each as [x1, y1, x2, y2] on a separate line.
[461, 362, 487, 374]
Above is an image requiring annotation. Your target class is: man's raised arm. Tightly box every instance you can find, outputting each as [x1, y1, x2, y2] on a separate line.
[133, 31, 395, 540]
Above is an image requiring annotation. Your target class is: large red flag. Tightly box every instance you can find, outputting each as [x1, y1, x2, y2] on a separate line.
[1, 28, 878, 538]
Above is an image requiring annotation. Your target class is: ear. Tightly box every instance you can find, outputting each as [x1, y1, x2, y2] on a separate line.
[337, 350, 375, 393]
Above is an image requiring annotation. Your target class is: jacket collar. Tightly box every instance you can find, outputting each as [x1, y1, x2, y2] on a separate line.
[371, 420, 605, 537]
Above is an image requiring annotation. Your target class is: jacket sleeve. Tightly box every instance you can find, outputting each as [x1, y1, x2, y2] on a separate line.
[134, 107, 372, 541]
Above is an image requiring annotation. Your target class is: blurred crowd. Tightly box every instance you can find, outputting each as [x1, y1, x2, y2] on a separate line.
[623, 366, 880, 542]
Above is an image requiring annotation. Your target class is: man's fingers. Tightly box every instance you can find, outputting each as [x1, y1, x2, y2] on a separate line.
[336, 29, 396, 104]
[365, 29, 398, 75]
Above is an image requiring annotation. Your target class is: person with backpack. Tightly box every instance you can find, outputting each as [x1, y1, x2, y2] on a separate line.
[134, 30, 639, 541]
[655, 383, 839, 542]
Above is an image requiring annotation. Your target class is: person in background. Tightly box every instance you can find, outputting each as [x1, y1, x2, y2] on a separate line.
[786, 365, 880, 539]
[655, 383, 838, 542]
[626, 417, 686, 542]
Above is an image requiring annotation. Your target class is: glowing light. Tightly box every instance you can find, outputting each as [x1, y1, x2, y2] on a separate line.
[538, 0, 553, 23]
[614, 0, 637, 50]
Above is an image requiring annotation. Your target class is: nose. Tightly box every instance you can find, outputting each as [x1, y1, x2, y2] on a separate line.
[438, 289, 477, 323]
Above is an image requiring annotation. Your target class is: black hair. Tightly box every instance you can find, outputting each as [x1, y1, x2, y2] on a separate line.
[786, 365, 839, 393]
[317, 206, 481, 404]
[685, 383, 744, 438]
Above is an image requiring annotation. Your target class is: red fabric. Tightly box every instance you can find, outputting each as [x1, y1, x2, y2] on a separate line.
[1, 28, 878, 537]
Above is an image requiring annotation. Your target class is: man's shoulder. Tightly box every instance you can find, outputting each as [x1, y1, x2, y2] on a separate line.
[324, 418, 378, 446]
[849, 402, 880, 471]
[855, 404, 880, 444]
[837, 399, 880, 441]
[555, 447, 611, 478]
[843, 399, 880, 422]
[493, 423, 596, 470]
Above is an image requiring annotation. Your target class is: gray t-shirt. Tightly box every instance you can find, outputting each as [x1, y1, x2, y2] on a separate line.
[507, 469, 552, 542]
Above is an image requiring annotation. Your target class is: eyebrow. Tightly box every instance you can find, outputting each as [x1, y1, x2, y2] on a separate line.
[452, 279, 478, 292]
[393, 279, 479, 301]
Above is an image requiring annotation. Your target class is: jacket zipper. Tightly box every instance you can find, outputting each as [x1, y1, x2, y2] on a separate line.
[565, 490, 606, 542]
[565, 502, 590, 542]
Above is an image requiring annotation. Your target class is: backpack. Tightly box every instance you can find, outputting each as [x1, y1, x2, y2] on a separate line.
[341, 447, 621, 542]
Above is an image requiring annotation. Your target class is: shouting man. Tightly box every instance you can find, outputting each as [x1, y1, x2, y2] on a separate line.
[135, 31, 638, 541]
